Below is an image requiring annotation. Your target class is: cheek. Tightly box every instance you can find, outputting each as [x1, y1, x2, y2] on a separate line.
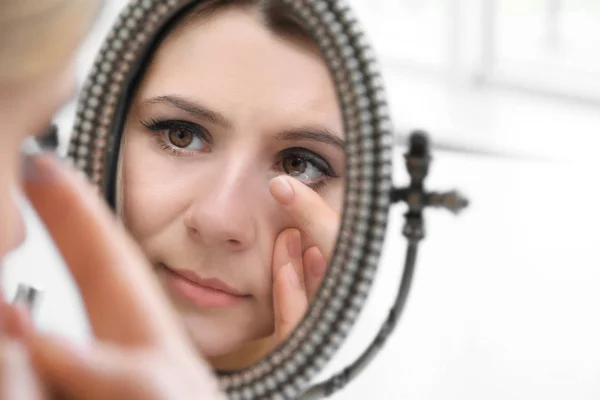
[121, 134, 187, 238]
[322, 180, 345, 215]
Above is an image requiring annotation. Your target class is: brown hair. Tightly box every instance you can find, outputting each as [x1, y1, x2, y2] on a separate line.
[171, 0, 317, 51]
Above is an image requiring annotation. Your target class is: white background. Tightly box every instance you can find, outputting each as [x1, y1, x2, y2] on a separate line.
[4, 1, 600, 399]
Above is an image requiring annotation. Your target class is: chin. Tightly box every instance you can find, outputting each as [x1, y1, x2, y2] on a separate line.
[204, 334, 278, 371]
[157, 276, 275, 364]
[190, 330, 241, 358]
[180, 311, 272, 359]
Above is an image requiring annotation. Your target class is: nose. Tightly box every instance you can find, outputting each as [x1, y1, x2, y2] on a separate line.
[183, 170, 257, 251]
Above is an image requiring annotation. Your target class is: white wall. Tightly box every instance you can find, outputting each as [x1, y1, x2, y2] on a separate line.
[4, 1, 600, 399]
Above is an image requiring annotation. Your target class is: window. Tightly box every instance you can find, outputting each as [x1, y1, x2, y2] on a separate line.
[493, 0, 600, 100]
[349, 0, 450, 68]
[351, 0, 600, 102]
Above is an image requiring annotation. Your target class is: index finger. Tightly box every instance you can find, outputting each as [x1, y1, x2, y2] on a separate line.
[22, 154, 187, 351]
[1, 340, 48, 400]
[269, 176, 341, 262]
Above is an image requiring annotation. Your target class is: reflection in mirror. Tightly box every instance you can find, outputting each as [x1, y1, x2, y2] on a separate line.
[113, 0, 344, 371]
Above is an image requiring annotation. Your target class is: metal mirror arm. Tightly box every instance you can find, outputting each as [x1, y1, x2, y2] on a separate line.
[298, 131, 468, 400]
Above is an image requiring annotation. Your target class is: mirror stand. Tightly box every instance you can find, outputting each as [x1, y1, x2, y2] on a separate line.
[299, 131, 469, 400]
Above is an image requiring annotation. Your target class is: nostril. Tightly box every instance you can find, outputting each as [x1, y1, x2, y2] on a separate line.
[227, 239, 242, 246]
[188, 227, 201, 238]
[184, 211, 254, 248]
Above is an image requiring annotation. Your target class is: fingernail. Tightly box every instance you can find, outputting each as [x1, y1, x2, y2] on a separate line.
[286, 263, 301, 288]
[311, 256, 327, 279]
[22, 153, 61, 183]
[21, 135, 64, 183]
[287, 230, 302, 259]
[270, 176, 294, 204]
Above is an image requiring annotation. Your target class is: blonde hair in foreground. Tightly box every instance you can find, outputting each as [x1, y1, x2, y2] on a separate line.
[0, 0, 96, 85]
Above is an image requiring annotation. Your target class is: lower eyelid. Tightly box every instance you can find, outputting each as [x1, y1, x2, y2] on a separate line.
[279, 153, 336, 176]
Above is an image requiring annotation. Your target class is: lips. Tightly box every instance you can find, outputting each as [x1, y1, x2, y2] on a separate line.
[157, 263, 250, 308]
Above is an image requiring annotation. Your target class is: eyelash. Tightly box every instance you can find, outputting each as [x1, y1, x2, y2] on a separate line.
[276, 147, 338, 191]
[139, 118, 339, 191]
[141, 118, 212, 156]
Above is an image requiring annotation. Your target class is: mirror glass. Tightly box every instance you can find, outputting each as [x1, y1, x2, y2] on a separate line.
[111, 1, 345, 371]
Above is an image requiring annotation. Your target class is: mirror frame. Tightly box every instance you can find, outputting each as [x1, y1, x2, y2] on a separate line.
[68, 0, 393, 398]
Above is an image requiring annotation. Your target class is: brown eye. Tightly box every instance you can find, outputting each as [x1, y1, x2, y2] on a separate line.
[283, 156, 308, 175]
[168, 129, 193, 148]
[281, 154, 325, 182]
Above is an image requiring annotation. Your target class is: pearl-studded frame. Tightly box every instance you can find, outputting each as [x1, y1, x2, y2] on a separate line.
[68, 0, 393, 398]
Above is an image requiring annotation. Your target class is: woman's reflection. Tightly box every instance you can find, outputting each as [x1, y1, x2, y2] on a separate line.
[118, 0, 344, 369]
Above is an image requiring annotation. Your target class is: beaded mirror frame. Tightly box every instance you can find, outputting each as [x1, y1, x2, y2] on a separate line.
[68, 0, 393, 398]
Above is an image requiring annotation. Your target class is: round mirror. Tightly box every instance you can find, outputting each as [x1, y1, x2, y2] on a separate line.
[69, 0, 392, 398]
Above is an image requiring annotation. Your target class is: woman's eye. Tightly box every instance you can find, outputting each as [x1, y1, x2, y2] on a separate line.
[141, 118, 211, 156]
[165, 127, 205, 150]
[282, 155, 324, 182]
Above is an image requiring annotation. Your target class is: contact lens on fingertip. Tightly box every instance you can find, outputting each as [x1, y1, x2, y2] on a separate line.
[21, 126, 64, 182]
[21, 136, 44, 157]
[36, 124, 59, 151]
[21, 124, 60, 156]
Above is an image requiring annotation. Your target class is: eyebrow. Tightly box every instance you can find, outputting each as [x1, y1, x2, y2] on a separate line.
[143, 95, 345, 150]
[143, 95, 233, 128]
[276, 128, 345, 151]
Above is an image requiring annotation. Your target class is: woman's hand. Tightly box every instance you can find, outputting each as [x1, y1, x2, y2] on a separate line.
[0, 305, 48, 400]
[269, 175, 341, 341]
[21, 154, 226, 400]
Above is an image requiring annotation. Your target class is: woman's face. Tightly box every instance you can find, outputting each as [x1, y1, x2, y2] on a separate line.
[120, 8, 344, 361]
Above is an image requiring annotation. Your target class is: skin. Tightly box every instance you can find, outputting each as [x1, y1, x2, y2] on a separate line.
[0, 2, 225, 399]
[0, 63, 75, 262]
[0, 3, 84, 396]
[120, 7, 345, 368]
[22, 155, 226, 400]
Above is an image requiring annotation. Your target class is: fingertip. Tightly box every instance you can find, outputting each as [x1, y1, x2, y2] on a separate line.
[4, 304, 34, 341]
[22, 153, 63, 185]
[303, 246, 327, 301]
[304, 247, 327, 279]
[269, 176, 294, 205]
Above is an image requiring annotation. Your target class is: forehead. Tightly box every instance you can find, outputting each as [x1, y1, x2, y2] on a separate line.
[138, 7, 342, 135]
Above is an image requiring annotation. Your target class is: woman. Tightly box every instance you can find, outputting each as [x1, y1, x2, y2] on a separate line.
[0, 2, 225, 398]
[119, 0, 343, 369]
